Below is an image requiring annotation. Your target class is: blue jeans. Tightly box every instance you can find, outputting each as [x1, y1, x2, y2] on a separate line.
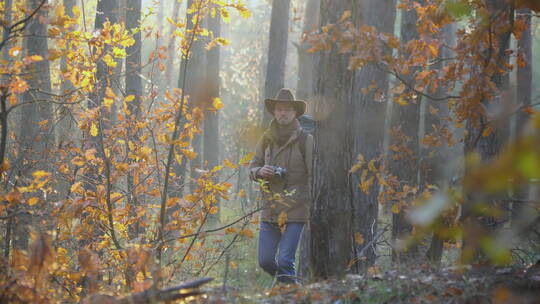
[258, 221, 304, 283]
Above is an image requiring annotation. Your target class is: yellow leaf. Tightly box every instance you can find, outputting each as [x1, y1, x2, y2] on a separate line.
[239, 229, 254, 238]
[104, 97, 114, 109]
[394, 96, 408, 106]
[103, 54, 117, 67]
[354, 232, 365, 245]
[112, 47, 126, 58]
[482, 126, 493, 137]
[428, 44, 438, 57]
[225, 227, 237, 234]
[223, 159, 237, 169]
[338, 10, 351, 23]
[70, 182, 82, 193]
[71, 157, 85, 167]
[392, 204, 400, 214]
[368, 160, 377, 172]
[278, 211, 288, 230]
[238, 7, 251, 19]
[120, 37, 135, 48]
[124, 95, 135, 102]
[116, 163, 128, 172]
[360, 176, 374, 194]
[229, 261, 237, 269]
[105, 87, 117, 99]
[85, 149, 97, 161]
[32, 170, 50, 178]
[72, 5, 81, 18]
[27, 55, 44, 62]
[239, 152, 255, 165]
[209, 206, 218, 214]
[90, 122, 98, 137]
[215, 37, 230, 46]
[9, 46, 21, 57]
[181, 148, 197, 160]
[27, 197, 39, 206]
[220, 8, 231, 23]
[212, 97, 223, 110]
[48, 49, 63, 61]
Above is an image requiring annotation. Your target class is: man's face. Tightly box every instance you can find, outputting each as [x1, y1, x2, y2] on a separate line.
[273, 102, 296, 125]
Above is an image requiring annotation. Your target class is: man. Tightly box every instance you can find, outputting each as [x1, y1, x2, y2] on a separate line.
[249, 88, 313, 284]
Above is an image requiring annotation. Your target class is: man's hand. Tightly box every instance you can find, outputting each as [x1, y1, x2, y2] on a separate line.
[257, 165, 275, 178]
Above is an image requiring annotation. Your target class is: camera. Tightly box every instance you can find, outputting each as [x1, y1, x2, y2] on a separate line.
[272, 166, 287, 178]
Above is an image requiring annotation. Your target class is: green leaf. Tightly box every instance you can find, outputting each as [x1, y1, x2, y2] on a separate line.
[445, 0, 473, 20]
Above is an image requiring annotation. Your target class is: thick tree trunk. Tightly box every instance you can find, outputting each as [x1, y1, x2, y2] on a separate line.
[90, 0, 119, 110]
[173, 0, 206, 199]
[56, 0, 78, 146]
[295, 0, 319, 102]
[310, 0, 358, 280]
[512, 8, 532, 227]
[164, 0, 182, 89]
[297, 0, 320, 278]
[423, 23, 457, 265]
[351, 0, 397, 271]
[204, 13, 221, 223]
[388, 4, 421, 264]
[15, 0, 54, 250]
[462, 0, 513, 263]
[125, 0, 142, 238]
[262, 0, 290, 125]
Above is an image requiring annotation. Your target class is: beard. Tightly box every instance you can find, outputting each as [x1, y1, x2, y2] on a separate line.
[276, 116, 294, 125]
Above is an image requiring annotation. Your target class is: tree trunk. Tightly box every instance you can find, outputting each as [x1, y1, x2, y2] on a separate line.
[423, 23, 458, 266]
[310, 0, 358, 280]
[15, 0, 54, 250]
[204, 12, 221, 223]
[351, 0, 397, 271]
[173, 0, 206, 199]
[295, 0, 319, 102]
[2, 0, 13, 258]
[512, 8, 532, 227]
[125, 0, 142, 238]
[262, 0, 290, 125]
[296, 0, 320, 278]
[56, 0, 78, 145]
[388, 4, 421, 264]
[462, 0, 513, 264]
[164, 0, 182, 89]
[90, 0, 119, 110]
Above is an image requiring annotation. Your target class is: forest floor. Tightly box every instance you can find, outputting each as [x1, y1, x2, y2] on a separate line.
[196, 263, 540, 304]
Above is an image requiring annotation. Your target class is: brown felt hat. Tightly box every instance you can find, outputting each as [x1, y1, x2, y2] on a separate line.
[264, 88, 306, 118]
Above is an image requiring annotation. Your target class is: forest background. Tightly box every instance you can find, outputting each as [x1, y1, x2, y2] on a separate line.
[1, 0, 540, 303]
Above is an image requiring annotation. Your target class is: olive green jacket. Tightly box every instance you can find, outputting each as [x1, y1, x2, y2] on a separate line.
[249, 119, 313, 223]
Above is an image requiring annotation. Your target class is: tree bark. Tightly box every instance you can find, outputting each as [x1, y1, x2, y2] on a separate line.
[15, 0, 54, 250]
[297, 0, 320, 278]
[462, 0, 513, 263]
[422, 23, 458, 265]
[89, 0, 119, 110]
[125, 0, 142, 238]
[351, 0, 397, 271]
[262, 0, 290, 125]
[388, 4, 421, 264]
[310, 0, 358, 280]
[56, 0, 78, 147]
[164, 0, 182, 89]
[295, 0, 319, 102]
[173, 0, 206, 199]
[512, 8, 532, 227]
[203, 12, 221, 223]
